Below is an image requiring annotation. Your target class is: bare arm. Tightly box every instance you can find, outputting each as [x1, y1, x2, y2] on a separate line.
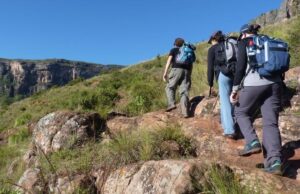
[163, 55, 173, 82]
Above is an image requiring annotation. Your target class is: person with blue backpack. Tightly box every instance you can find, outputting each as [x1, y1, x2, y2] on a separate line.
[163, 37, 196, 118]
[230, 23, 290, 175]
[207, 30, 238, 139]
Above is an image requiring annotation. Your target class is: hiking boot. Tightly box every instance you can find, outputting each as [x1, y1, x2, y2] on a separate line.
[264, 160, 282, 176]
[238, 139, 262, 156]
[166, 105, 176, 112]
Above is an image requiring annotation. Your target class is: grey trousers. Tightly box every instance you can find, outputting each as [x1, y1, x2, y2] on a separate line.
[165, 68, 191, 116]
[235, 83, 282, 167]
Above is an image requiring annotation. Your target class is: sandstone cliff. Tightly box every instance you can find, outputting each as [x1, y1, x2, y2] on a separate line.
[0, 58, 121, 98]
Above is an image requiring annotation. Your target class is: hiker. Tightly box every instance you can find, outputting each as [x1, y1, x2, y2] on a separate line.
[163, 37, 196, 118]
[207, 31, 237, 139]
[230, 24, 285, 175]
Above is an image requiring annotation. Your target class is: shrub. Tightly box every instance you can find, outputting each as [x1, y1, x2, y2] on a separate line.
[68, 77, 84, 86]
[125, 83, 163, 115]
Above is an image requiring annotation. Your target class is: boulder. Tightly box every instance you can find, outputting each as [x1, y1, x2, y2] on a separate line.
[49, 174, 96, 194]
[280, 115, 300, 143]
[194, 96, 220, 116]
[102, 160, 197, 194]
[17, 168, 44, 194]
[33, 111, 104, 154]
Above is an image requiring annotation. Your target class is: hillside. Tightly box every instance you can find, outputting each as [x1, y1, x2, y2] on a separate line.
[253, 0, 300, 26]
[1, 3, 300, 193]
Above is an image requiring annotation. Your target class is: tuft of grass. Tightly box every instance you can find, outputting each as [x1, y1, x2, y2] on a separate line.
[38, 125, 196, 177]
[8, 127, 30, 145]
[14, 113, 32, 127]
[0, 188, 20, 194]
[192, 164, 257, 194]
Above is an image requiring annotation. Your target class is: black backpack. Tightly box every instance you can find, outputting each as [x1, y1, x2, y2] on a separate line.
[215, 36, 238, 77]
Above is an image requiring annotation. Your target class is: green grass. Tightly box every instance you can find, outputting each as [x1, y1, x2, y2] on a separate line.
[0, 142, 28, 192]
[0, 188, 20, 194]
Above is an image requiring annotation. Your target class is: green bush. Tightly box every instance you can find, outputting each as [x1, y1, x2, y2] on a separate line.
[125, 82, 164, 116]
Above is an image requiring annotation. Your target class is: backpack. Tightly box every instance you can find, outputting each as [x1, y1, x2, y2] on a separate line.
[175, 43, 196, 65]
[246, 35, 290, 77]
[215, 36, 238, 76]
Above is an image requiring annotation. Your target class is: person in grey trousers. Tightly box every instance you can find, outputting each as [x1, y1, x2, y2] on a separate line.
[230, 24, 283, 175]
[163, 38, 194, 118]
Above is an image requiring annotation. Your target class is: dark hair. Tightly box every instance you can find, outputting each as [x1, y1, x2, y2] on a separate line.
[240, 24, 261, 34]
[250, 24, 261, 34]
[208, 30, 225, 44]
[174, 38, 185, 47]
[214, 32, 225, 43]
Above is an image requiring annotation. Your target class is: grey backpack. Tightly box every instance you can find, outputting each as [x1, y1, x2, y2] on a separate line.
[215, 36, 238, 76]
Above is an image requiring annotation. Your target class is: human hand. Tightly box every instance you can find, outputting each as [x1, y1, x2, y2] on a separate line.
[230, 91, 239, 105]
[163, 73, 168, 82]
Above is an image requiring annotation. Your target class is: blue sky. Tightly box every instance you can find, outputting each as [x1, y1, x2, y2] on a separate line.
[0, 0, 282, 65]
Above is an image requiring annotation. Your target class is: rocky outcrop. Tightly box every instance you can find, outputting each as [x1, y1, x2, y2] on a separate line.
[253, 0, 300, 26]
[32, 111, 105, 154]
[101, 160, 197, 194]
[0, 58, 121, 98]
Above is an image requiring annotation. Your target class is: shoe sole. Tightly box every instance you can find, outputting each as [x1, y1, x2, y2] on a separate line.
[238, 147, 262, 156]
[165, 107, 176, 112]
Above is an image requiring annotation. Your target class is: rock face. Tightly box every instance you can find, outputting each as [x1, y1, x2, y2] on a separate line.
[253, 0, 300, 26]
[32, 111, 105, 154]
[0, 58, 121, 98]
[102, 160, 197, 194]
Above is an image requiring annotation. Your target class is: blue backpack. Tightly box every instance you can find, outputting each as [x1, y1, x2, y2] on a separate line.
[247, 35, 290, 77]
[175, 43, 196, 65]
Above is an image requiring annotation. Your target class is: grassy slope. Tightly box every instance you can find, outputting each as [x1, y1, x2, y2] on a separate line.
[0, 16, 300, 191]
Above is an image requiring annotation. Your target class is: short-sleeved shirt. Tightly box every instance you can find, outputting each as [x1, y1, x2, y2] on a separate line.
[169, 47, 193, 71]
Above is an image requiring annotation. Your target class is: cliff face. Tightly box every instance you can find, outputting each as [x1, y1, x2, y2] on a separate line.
[0, 59, 121, 98]
[253, 0, 300, 26]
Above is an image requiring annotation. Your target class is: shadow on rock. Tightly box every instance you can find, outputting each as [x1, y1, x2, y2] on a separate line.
[282, 140, 300, 179]
[189, 96, 205, 116]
